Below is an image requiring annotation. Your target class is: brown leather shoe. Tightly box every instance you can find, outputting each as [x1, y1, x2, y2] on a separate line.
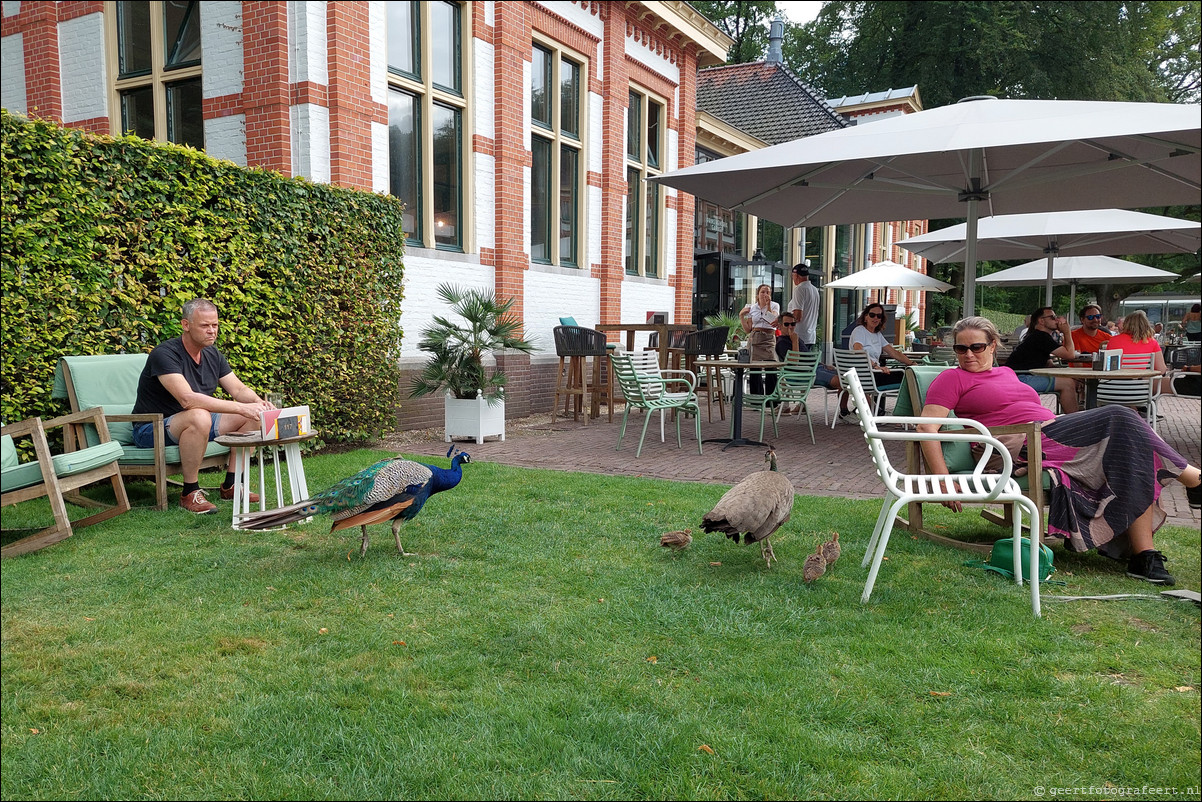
[220, 485, 260, 503]
[181, 489, 217, 514]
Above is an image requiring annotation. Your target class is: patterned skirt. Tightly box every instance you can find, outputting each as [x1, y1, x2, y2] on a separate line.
[1030, 405, 1188, 558]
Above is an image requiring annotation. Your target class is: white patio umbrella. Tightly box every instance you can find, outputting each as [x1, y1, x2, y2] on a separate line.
[652, 97, 1200, 315]
[824, 260, 954, 292]
[974, 254, 1179, 313]
[896, 209, 1201, 303]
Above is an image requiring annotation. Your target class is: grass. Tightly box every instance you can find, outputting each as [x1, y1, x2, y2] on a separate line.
[2, 451, 1200, 800]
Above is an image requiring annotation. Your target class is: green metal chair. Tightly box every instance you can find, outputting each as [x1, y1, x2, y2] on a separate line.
[608, 352, 702, 457]
[772, 350, 819, 444]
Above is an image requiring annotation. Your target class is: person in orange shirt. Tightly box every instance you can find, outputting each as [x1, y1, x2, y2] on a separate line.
[1070, 304, 1112, 354]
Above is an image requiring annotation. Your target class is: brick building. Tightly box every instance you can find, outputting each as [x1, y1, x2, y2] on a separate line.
[1, 2, 928, 430]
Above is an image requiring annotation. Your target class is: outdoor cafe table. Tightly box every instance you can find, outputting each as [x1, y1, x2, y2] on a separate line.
[695, 358, 781, 450]
[596, 323, 695, 369]
[1029, 366, 1161, 410]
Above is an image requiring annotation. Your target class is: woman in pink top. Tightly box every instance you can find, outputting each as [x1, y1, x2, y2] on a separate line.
[917, 316, 1200, 586]
[1107, 310, 1176, 396]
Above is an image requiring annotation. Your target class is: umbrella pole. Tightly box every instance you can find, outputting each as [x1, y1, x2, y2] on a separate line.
[962, 149, 983, 317]
[1045, 253, 1055, 305]
[1069, 281, 1077, 317]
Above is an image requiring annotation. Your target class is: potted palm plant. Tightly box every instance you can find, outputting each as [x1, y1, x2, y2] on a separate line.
[410, 283, 534, 443]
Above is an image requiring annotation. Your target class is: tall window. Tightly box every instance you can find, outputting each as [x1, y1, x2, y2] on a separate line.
[387, 1, 466, 249]
[530, 42, 583, 266]
[111, 1, 203, 148]
[625, 89, 664, 277]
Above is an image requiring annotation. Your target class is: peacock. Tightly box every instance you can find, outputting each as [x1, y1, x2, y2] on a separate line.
[700, 449, 795, 567]
[239, 446, 470, 557]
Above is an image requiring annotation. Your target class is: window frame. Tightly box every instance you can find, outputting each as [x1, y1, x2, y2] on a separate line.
[386, 0, 470, 252]
[625, 86, 666, 278]
[106, 0, 204, 147]
[529, 37, 586, 268]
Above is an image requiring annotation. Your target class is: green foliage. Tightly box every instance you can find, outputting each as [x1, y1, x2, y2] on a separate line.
[409, 283, 534, 402]
[784, 1, 1200, 107]
[689, 0, 781, 63]
[1, 111, 406, 442]
[703, 311, 742, 347]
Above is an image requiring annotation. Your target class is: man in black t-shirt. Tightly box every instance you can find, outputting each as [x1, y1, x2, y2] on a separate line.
[1005, 305, 1079, 413]
[132, 298, 274, 513]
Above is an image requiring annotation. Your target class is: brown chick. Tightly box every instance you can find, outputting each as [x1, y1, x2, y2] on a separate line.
[802, 543, 827, 584]
[820, 532, 841, 567]
[660, 529, 693, 550]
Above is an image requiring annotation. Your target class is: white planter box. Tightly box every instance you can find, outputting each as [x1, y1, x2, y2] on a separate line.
[444, 391, 506, 444]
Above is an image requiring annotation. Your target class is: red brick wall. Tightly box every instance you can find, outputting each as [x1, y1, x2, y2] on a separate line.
[326, 1, 382, 191]
[13, 2, 63, 122]
[597, 4, 629, 333]
[242, 1, 291, 175]
[491, 3, 533, 320]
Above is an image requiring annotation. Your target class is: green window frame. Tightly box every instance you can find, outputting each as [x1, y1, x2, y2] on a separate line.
[110, 0, 204, 148]
[530, 41, 583, 267]
[387, 1, 467, 250]
[625, 88, 664, 278]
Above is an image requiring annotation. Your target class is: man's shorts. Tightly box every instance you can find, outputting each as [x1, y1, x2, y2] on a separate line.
[132, 412, 221, 448]
[1016, 373, 1057, 393]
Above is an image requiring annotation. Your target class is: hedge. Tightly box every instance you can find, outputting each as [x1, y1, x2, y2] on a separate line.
[1, 110, 406, 443]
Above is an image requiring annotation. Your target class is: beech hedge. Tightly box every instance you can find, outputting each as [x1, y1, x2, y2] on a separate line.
[1, 110, 406, 443]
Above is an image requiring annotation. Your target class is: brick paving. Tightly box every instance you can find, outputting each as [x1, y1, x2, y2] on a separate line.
[388, 392, 1202, 529]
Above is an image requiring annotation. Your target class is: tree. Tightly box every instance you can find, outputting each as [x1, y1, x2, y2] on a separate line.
[690, 1, 780, 63]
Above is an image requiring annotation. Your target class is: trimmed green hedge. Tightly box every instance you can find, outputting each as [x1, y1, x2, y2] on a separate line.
[1, 110, 406, 443]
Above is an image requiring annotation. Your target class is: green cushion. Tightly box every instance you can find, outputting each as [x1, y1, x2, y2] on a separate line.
[1, 462, 45, 493]
[117, 440, 229, 466]
[52, 440, 124, 478]
[53, 354, 148, 446]
[1, 435, 17, 470]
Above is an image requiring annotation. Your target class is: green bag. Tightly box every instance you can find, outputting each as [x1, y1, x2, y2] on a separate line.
[981, 536, 1055, 583]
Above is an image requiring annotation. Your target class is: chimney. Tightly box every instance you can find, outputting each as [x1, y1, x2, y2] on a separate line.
[766, 14, 784, 63]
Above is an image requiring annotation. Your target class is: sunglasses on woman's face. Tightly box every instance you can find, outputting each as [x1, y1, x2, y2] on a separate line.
[953, 342, 991, 354]
[866, 312, 883, 320]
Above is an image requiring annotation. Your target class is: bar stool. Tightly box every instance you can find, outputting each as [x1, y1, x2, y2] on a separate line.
[678, 326, 730, 421]
[553, 326, 612, 424]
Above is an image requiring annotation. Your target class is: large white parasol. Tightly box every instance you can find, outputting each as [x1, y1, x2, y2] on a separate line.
[824, 260, 954, 292]
[974, 255, 1180, 312]
[897, 209, 1201, 303]
[653, 97, 1200, 315]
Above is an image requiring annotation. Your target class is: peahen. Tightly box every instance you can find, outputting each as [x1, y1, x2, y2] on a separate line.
[239, 446, 470, 557]
[700, 449, 795, 567]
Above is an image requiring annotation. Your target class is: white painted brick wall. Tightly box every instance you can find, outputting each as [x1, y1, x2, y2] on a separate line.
[475, 152, 496, 251]
[1, 33, 26, 114]
[626, 31, 679, 85]
[620, 281, 679, 351]
[1, 1, 19, 18]
[288, 0, 326, 86]
[203, 1, 243, 98]
[535, 1, 604, 41]
[206, 114, 247, 166]
[371, 119, 389, 192]
[368, 1, 386, 106]
[473, 38, 494, 140]
[58, 14, 105, 122]
[398, 254, 496, 362]
[291, 102, 330, 182]
[524, 268, 601, 355]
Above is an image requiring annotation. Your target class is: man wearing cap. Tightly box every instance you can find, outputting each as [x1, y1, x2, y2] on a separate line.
[788, 261, 819, 352]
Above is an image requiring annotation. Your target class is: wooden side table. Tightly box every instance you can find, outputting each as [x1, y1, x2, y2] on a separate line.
[214, 431, 318, 530]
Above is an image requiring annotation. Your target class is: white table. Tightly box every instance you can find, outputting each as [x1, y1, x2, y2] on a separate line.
[214, 431, 317, 530]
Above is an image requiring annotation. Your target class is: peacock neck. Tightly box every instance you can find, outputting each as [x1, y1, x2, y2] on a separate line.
[428, 457, 465, 493]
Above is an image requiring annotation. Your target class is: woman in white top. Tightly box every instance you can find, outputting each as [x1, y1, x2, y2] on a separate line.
[740, 283, 780, 394]
[849, 302, 916, 387]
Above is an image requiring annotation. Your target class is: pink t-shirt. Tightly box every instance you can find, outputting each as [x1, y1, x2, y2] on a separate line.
[926, 366, 1055, 427]
[1106, 334, 1162, 361]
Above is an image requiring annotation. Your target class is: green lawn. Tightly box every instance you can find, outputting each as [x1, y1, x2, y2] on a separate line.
[3, 451, 1199, 800]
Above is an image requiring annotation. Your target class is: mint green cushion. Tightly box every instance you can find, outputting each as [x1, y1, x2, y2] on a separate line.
[1, 435, 17, 470]
[117, 440, 229, 465]
[52, 440, 124, 478]
[1, 462, 45, 493]
[53, 354, 148, 447]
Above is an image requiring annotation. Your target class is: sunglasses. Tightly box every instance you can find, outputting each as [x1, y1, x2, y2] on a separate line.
[1085, 314, 1103, 320]
[953, 342, 991, 354]
[866, 312, 883, 319]
[782, 322, 796, 327]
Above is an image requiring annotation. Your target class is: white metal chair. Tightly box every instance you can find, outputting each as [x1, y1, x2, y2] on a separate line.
[843, 369, 1043, 618]
[833, 348, 900, 427]
[1096, 352, 1160, 431]
[609, 352, 702, 457]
